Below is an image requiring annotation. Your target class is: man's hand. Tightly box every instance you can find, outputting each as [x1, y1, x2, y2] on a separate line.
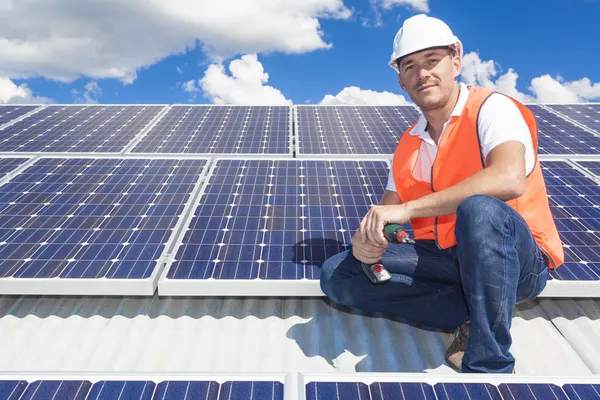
[352, 230, 387, 264]
[359, 204, 411, 247]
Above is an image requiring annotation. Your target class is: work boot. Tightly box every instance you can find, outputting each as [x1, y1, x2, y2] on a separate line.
[445, 320, 470, 372]
[445, 320, 517, 373]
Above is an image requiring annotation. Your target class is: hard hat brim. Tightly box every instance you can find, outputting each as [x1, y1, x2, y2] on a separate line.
[389, 41, 463, 73]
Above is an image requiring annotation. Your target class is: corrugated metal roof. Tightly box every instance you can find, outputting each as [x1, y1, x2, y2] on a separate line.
[0, 295, 598, 377]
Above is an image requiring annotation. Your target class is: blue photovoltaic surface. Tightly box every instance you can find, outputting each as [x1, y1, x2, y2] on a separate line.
[154, 380, 283, 400]
[167, 159, 389, 281]
[0, 105, 39, 126]
[0, 380, 27, 400]
[306, 381, 600, 400]
[578, 161, 600, 178]
[305, 382, 371, 399]
[527, 105, 600, 154]
[0, 105, 164, 153]
[434, 382, 502, 399]
[547, 104, 600, 135]
[541, 161, 600, 281]
[563, 384, 600, 399]
[0, 158, 206, 282]
[0, 158, 29, 177]
[131, 106, 290, 154]
[0, 379, 284, 400]
[297, 106, 420, 155]
[20, 380, 91, 400]
[87, 381, 155, 400]
[498, 383, 568, 400]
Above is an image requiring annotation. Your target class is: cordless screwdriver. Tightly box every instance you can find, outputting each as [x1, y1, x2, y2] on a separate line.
[361, 223, 414, 284]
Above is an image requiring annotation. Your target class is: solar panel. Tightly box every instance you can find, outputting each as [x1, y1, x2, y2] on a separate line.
[546, 104, 600, 135]
[0, 378, 284, 400]
[296, 106, 420, 155]
[526, 104, 600, 154]
[0, 105, 39, 127]
[541, 161, 600, 283]
[0, 158, 208, 295]
[130, 105, 291, 154]
[304, 378, 600, 400]
[0, 105, 164, 153]
[159, 159, 389, 296]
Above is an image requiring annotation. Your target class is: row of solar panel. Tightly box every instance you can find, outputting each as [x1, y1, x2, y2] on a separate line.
[0, 156, 600, 297]
[0, 376, 599, 400]
[1, 104, 599, 155]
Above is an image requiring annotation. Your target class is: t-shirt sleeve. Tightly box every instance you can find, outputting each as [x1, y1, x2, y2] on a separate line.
[386, 167, 396, 192]
[478, 93, 535, 175]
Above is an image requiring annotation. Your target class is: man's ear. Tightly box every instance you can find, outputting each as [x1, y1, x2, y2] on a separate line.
[453, 55, 462, 80]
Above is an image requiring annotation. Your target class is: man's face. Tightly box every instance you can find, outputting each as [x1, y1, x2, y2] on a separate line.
[396, 47, 461, 111]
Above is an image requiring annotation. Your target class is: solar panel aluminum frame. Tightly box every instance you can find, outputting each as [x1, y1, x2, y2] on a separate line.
[294, 105, 420, 160]
[121, 105, 173, 154]
[0, 156, 38, 186]
[0, 105, 45, 131]
[0, 372, 293, 400]
[538, 103, 600, 138]
[157, 156, 389, 297]
[0, 155, 211, 296]
[127, 104, 294, 158]
[0, 104, 170, 157]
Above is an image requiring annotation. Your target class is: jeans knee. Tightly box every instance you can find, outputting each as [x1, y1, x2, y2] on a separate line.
[319, 250, 351, 303]
[456, 195, 506, 232]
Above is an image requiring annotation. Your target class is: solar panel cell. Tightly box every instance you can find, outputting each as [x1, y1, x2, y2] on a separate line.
[547, 104, 600, 135]
[371, 382, 436, 400]
[87, 381, 155, 400]
[131, 106, 290, 154]
[498, 383, 568, 400]
[434, 382, 502, 400]
[297, 106, 419, 155]
[165, 159, 389, 286]
[542, 161, 600, 281]
[0, 380, 27, 400]
[0, 106, 39, 126]
[20, 380, 91, 400]
[527, 105, 600, 154]
[0, 158, 207, 294]
[562, 383, 600, 399]
[0, 158, 29, 178]
[0, 106, 164, 153]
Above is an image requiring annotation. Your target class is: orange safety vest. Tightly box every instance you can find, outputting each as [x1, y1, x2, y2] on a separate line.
[391, 87, 564, 269]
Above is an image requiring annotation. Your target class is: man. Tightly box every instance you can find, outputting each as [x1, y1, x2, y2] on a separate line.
[319, 14, 564, 374]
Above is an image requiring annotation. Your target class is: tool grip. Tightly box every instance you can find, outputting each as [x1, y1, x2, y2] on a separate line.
[383, 223, 414, 244]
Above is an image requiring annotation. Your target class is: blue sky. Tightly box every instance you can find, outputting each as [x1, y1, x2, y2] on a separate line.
[2, 0, 600, 105]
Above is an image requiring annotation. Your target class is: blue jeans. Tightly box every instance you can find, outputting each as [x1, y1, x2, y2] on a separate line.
[320, 195, 549, 373]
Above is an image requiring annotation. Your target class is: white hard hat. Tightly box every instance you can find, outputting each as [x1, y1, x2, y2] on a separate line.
[389, 14, 463, 72]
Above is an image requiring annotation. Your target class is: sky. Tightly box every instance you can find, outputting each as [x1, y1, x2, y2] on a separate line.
[1, 0, 600, 105]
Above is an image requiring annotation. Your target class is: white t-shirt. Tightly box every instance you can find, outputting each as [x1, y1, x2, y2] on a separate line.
[386, 84, 535, 192]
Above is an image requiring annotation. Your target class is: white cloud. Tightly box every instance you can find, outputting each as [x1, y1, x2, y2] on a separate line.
[0, 0, 351, 84]
[181, 79, 201, 101]
[199, 54, 291, 105]
[459, 52, 600, 103]
[0, 76, 51, 104]
[320, 86, 409, 105]
[379, 0, 429, 12]
[72, 81, 102, 104]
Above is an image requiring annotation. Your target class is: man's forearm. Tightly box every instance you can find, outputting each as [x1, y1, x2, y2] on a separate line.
[406, 166, 524, 219]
